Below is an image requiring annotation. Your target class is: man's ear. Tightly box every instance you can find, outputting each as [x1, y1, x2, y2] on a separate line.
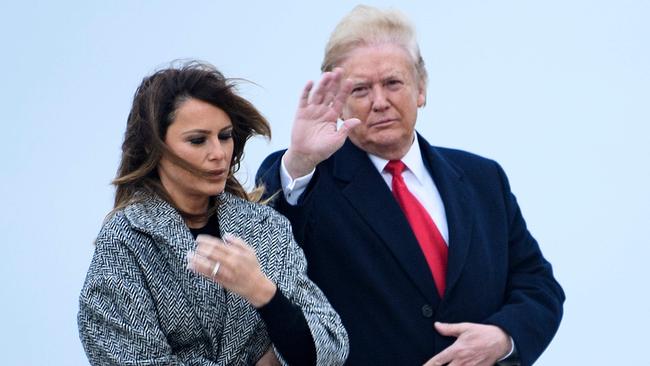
[417, 79, 426, 107]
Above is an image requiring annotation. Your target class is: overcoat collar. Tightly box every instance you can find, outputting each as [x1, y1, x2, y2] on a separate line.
[332, 134, 474, 306]
[123, 191, 264, 237]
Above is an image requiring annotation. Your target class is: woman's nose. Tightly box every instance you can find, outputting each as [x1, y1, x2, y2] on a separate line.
[207, 140, 226, 160]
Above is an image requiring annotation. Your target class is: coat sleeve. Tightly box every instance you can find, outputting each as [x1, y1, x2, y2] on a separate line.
[256, 150, 313, 244]
[272, 215, 349, 366]
[78, 232, 217, 366]
[483, 162, 565, 366]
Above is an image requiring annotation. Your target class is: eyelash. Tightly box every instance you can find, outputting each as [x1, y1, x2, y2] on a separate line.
[188, 131, 233, 145]
[189, 137, 206, 145]
[218, 130, 233, 140]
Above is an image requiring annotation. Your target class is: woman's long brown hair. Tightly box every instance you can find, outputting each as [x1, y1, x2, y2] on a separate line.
[111, 61, 271, 219]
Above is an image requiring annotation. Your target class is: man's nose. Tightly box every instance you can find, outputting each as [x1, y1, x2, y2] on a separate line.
[371, 86, 390, 112]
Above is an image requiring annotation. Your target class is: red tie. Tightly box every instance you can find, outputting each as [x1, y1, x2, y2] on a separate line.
[385, 160, 448, 297]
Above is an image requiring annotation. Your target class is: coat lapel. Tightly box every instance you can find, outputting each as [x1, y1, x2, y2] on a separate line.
[334, 141, 440, 305]
[418, 134, 475, 299]
[215, 194, 271, 356]
[124, 195, 227, 357]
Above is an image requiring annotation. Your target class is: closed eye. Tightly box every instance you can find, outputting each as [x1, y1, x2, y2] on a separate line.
[218, 129, 233, 141]
[188, 136, 207, 145]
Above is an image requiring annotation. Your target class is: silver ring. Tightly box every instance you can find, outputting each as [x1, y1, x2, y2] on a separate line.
[211, 261, 221, 277]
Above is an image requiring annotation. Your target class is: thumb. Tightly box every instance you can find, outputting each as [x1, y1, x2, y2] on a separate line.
[338, 118, 361, 135]
[434, 322, 468, 337]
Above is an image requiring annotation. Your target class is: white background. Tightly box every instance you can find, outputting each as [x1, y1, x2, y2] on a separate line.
[1, 1, 648, 364]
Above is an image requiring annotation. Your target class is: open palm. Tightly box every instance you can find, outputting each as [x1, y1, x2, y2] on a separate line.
[284, 68, 360, 178]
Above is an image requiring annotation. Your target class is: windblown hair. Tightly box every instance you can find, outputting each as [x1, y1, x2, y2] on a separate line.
[112, 61, 271, 218]
[321, 5, 428, 88]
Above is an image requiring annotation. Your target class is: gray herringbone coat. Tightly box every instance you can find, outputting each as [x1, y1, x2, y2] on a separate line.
[78, 192, 348, 365]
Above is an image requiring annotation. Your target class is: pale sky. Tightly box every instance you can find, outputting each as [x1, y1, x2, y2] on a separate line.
[1, 1, 648, 364]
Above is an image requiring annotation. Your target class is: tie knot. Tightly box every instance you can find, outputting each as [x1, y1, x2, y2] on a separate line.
[385, 160, 406, 176]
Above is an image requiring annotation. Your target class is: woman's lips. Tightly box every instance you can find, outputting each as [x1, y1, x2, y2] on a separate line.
[206, 169, 226, 180]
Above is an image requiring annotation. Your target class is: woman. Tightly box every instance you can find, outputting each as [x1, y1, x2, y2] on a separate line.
[78, 61, 348, 365]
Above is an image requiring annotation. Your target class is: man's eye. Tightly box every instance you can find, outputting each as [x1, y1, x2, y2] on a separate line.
[188, 137, 206, 145]
[386, 80, 403, 89]
[351, 86, 369, 96]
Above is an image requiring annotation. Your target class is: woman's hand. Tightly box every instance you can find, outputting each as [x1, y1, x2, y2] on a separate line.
[283, 67, 361, 178]
[255, 346, 281, 366]
[187, 233, 277, 308]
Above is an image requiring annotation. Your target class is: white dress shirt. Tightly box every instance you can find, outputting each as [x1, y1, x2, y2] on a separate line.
[280, 135, 449, 245]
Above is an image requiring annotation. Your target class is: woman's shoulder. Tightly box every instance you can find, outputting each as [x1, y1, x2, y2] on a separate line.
[95, 198, 164, 250]
[97, 209, 133, 242]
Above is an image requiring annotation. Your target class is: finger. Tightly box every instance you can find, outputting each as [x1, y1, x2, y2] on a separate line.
[298, 80, 314, 108]
[331, 66, 344, 79]
[195, 235, 230, 261]
[187, 249, 221, 278]
[196, 233, 219, 242]
[435, 322, 469, 337]
[338, 118, 361, 134]
[322, 69, 342, 106]
[333, 118, 361, 144]
[223, 233, 251, 251]
[330, 78, 353, 113]
[224, 234, 259, 263]
[422, 358, 439, 366]
[425, 344, 456, 366]
[308, 72, 333, 105]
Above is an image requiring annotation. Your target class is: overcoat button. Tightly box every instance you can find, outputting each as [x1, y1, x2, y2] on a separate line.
[421, 304, 433, 318]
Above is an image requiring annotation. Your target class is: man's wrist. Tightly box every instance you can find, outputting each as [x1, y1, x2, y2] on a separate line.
[280, 154, 315, 205]
[496, 336, 519, 365]
[283, 149, 316, 179]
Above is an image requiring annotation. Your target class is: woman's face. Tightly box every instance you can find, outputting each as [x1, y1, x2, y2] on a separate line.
[158, 98, 234, 213]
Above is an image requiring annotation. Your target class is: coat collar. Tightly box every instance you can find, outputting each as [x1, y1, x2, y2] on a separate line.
[124, 191, 265, 238]
[332, 134, 474, 304]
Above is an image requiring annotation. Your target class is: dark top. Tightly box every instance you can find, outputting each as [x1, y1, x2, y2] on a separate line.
[190, 213, 316, 365]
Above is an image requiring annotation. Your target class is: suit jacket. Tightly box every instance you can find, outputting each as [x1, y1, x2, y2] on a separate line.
[78, 192, 348, 365]
[256, 134, 564, 366]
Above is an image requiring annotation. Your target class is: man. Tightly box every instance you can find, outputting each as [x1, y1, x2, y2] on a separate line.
[257, 5, 564, 366]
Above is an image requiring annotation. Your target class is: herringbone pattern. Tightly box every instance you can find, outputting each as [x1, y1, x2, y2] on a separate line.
[78, 192, 348, 365]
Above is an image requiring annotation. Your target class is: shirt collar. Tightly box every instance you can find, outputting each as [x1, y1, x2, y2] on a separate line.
[367, 133, 427, 185]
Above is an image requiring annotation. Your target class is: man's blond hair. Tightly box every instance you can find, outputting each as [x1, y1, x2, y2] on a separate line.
[321, 5, 428, 88]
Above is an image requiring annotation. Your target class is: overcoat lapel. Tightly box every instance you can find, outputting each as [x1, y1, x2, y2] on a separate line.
[417, 134, 475, 299]
[333, 141, 439, 306]
[125, 196, 227, 358]
[215, 194, 273, 359]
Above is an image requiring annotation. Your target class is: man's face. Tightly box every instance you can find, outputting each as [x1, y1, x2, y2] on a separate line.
[340, 43, 426, 160]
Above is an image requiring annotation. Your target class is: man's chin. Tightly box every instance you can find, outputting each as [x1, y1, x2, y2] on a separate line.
[351, 136, 411, 160]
